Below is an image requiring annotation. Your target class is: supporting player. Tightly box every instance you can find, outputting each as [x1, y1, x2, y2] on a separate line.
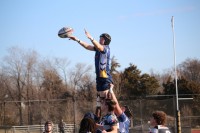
[108, 84, 133, 133]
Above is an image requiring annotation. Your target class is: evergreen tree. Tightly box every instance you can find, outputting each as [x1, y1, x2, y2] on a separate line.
[120, 64, 160, 98]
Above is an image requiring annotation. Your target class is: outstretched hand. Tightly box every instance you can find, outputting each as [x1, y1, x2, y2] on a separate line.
[68, 35, 77, 41]
[84, 29, 92, 40]
[107, 84, 114, 99]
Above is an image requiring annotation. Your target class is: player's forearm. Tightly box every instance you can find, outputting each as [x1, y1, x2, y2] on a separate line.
[76, 39, 94, 51]
[110, 91, 119, 105]
[109, 87, 123, 116]
[113, 96, 123, 116]
[88, 37, 104, 51]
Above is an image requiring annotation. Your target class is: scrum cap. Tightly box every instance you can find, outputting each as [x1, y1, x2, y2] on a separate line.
[100, 33, 111, 45]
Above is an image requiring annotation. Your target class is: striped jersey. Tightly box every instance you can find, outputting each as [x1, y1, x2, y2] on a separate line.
[149, 125, 171, 133]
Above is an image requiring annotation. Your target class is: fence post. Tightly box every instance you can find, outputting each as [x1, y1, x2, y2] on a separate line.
[177, 110, 181, 133]
[140, 99, 143, 133]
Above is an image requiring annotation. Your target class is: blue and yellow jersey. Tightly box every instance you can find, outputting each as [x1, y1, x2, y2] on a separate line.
[94, 46, 111, 79]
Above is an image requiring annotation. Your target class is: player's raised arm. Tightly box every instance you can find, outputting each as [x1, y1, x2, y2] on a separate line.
[108, 84, 123, 117]
[69, 35, 95, 51]
[84, 29, 104, 52]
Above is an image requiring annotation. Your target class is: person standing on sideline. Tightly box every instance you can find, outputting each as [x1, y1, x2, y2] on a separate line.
[69, 29, 113, 99]
[58, 119, 65, 133]
[43, 121, 54, 133]
[108, 85, 133, 133]
[149, 111, 171, 133]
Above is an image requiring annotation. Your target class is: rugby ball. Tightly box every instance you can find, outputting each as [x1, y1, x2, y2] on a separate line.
[58, 27, 73, 38]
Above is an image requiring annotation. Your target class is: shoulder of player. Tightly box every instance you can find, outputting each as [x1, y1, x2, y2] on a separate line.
[157, 125, 169, 129]
[107, 113, 118, 121]
[117, 112, 128, 121]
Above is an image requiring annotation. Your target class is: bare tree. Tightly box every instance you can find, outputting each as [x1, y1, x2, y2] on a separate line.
[1, 47, 40, 125]
[53, 57, 71, 85]
[178, 58, 200, 83]
[2, 47, 26, 125]
[0, 70, 10, 125]
[68, 63, 94, 123]
[24, 49, 39, 124]
[69, 63, 93, 90]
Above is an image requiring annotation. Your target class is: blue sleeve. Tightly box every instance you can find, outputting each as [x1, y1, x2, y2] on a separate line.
[118, 112, 127, 122]
[99, 46, 107, 54]
[107, 115, 118, 126]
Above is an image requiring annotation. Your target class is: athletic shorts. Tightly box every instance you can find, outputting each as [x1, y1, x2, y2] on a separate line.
[96, 77, 113, 92]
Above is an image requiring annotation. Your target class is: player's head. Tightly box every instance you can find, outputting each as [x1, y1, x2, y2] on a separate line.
[151, 111, 166, 125]
[84, 112, 99, 123]
[79, 117, 96, 133]
[44, 121, 53, 132]
[122, 105, 133, 118]
[100, 33, 111, 45]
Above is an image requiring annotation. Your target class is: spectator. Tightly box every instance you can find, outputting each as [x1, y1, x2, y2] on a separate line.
[43, 121, 53, 133]
[58, 119, 65, 133]
[149, 111, 171, 133]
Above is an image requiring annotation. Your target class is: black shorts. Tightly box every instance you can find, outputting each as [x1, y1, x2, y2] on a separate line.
[96, 77, 113, 91]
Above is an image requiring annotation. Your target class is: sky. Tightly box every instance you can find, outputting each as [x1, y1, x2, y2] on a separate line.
[0, 0, 200, 74]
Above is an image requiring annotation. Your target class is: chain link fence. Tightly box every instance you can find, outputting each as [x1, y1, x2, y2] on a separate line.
[0, 95, 200, 133]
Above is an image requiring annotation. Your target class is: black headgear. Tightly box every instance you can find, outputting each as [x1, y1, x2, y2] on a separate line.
[100, 33, 111, 45]
[84, 112, 99, 122]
